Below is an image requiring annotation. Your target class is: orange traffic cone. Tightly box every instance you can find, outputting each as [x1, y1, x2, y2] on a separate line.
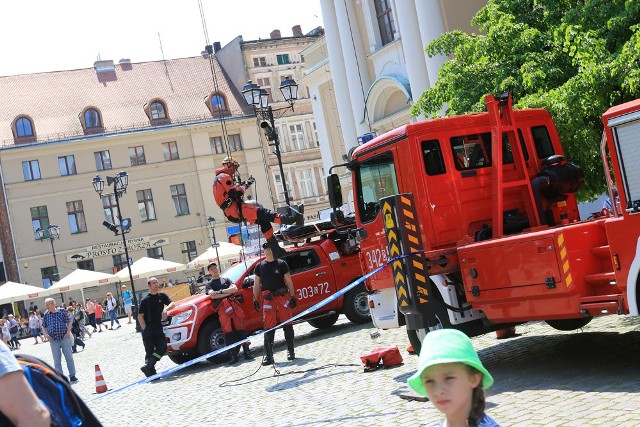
[94, 364, 108, 393]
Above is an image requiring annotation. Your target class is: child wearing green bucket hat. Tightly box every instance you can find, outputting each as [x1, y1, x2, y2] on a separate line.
[407, 329, 500, 427]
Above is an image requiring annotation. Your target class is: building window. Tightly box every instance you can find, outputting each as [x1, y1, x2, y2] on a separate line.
[15, 117, 34, 138]
[210, 136, 224, 154]
[313, 122, 319, 146]
[41, 266, 58, 289]
[253, 56, 267, 67]
[31, 206, 49, 238]
[113, 254, 129, 273]
[147, 247, 164, 260]
[101, 194, 118, 225]
[375, 0, 396, 46]
[274, 173, 293, 202]
[276, 54, 290, 65]
[58, 155, 77, 176]
[94, 150, 112, 171]
[84, 108, 102, 128]
[256, 77, 273, 102]
[228, 134, 243, 151]
[77, 259, 94, 271]
[211, 93, 227, 110]
[0, 262, 6, 282]
[67, 200, 87, 234]
[170, 184, 190, 216]
[129, 146, 146, 166]
[162, 141, 179, 161]
[22, 160, 41, 181]
[137, 189, 157, 221]
[181, 241, 197, 261]
[289, 124, 306, 150]
[210, 134, 242, 154]
[297, 169, 316, 198]
[150, 101, 167, 120]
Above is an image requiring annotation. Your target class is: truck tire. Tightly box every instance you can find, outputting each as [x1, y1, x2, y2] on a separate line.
[546, 317, 593, 331]
[343, 282, 371, 324]
[197, 319, 233, 363]
[406, 283, 452, 354]
[168, 352, 197, 365]
[308, 312, 340, 329]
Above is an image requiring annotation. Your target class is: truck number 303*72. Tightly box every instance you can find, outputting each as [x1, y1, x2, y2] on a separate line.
[297, 282, 330, 300]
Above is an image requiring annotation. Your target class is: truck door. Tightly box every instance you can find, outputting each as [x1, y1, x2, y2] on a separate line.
[283, 248, 339, 312]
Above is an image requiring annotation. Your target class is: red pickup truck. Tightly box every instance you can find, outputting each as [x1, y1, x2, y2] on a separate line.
[163, 225, 369, 364]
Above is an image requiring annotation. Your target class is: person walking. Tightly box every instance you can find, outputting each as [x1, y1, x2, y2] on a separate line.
[93, 300, 104, 332]
[138, 277, 175, 377]
[212, 156, 303, 258]
[205, 262, 253, 364]
[6, 314, 20, 349]
[41, 298, 77, 382]
[252, 242, 297, 365]
[121, 285, 134, 324]
[105, 293, 121, 330]
[67, 307, 85, 353]
[85, 299, 97, 333]
[29, 311, 41, 344]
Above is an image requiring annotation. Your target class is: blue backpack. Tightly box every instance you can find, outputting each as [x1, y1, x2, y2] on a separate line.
[0, 354, 103, 427]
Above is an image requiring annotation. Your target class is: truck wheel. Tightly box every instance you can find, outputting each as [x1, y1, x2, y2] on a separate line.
[168, 352, 197, 365]
[546, 317, 593, 331]
[197, 320, 232, 363]
[343, 282, 371, 324]
[308, 312, 340, 329]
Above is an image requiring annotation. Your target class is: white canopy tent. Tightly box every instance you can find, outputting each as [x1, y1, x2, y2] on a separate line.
[186, 242, 244, 271]
[0, 281, 51, 305]
[48, 269, 120, 304]
[115, 257, 186, 281]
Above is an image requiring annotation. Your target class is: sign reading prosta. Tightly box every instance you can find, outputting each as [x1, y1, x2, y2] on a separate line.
[66, 237, 170, 262]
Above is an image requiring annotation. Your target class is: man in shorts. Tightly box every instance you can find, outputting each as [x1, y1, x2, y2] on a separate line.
[122, 285, 134, 324]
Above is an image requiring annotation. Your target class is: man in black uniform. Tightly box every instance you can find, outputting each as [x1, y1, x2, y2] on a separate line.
[204, 263, 253, 364]
[253, 242, 297, 365]
[138, 277, 175, 377]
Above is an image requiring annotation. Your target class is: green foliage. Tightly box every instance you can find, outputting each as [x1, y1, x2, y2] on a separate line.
[412, 0, 640, 199]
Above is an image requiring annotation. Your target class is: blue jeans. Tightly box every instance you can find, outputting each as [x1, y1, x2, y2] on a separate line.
[109, 309, 120, 328]
[49, 336, 76, 377]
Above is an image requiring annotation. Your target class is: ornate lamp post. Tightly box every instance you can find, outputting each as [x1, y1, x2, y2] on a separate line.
[242, 77, 298, 207]
[91, 172, 138, 311]
[207, 216, 221, 267]
[35, 224, 62, 301]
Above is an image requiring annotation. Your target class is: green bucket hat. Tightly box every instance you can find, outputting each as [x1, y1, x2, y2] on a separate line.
[407, 329, 493, 396]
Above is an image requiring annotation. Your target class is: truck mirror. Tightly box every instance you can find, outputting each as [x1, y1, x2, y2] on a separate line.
[242, 276, 255, 289]
[327, 174, 343, 208]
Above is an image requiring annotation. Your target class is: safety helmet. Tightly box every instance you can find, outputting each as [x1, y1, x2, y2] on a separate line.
[222, 156, 240, 169]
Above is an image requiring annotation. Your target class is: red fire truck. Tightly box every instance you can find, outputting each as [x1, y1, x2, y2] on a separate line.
[327, 93, 640, 351]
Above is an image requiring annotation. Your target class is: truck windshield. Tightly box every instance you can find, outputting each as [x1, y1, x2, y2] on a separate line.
[355, 152, 399, 223]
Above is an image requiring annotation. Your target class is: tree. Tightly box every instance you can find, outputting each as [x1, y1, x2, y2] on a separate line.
[411, 0, 640, 199]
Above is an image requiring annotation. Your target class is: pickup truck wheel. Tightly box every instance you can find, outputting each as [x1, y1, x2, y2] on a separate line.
[197, 320, 232, 363]
[546, 317, 593, 331]
[343, 282, 371, 324]
[168, 352, 197, 365]
[308, 312, 340, 328]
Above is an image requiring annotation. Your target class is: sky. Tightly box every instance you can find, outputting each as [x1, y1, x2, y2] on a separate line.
[0, 0, 324, 76]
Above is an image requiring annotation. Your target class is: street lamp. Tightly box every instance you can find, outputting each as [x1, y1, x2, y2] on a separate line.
[35, 224, 62, 301]
[207, 216, 221, 267]
[92, 172, 138, 314]
[242, 77, 298, 207]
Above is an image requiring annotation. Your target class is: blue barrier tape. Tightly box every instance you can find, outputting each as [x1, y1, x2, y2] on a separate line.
[88, 252, 423, 401]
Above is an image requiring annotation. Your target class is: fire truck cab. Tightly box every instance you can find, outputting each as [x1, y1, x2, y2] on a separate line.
[327, 93, 640, 350]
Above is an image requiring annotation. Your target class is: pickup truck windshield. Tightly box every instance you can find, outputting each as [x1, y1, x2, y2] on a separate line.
[221, 259, 258, 283]
[355, 152, 399, 223]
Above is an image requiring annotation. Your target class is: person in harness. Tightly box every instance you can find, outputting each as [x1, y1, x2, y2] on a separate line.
[212, 156, 304, 258]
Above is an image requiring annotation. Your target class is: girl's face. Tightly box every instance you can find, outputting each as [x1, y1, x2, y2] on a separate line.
[421, 363, 482, 423]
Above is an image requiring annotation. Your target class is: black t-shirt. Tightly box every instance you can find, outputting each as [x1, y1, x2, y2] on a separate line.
[254, 259, 290, 291]
[204, 277, 232, 293]
[139, 292, 172, 325]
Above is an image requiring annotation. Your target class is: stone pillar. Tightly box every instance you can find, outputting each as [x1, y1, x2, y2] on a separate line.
[415, 0, 448, 87]
[320, 0, 359, 152]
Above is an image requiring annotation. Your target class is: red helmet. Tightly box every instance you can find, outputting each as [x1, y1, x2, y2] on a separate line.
[222, 156, 239, 169]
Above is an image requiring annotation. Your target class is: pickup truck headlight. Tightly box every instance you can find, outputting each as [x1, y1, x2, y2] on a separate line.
[170, 309, 193, 325]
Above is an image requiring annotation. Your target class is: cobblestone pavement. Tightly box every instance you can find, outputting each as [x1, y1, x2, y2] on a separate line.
[15, 314, 640, 427]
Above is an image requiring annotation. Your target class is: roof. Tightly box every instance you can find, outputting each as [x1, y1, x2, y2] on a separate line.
[0, 56, 254, 147]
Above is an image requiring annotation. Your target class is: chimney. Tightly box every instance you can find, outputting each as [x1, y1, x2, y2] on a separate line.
[292, 25, 303, 37]
[270, 29, 281, 39]
[119, 58, 132, 71]
[213, 41, 221, 53]
[94, 60, 115, 73]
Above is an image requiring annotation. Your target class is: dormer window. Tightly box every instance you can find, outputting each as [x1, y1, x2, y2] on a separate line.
[207, 92, 229, 117]
[80, 107, 104, 134]
[211, 94, 226, 110]
[12, 115, 36, 143]
[145, 99, 170, 125]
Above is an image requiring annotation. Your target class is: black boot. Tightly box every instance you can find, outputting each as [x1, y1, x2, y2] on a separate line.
[238, 331, 254, 360]
[225, 332, 239, 365]
[266, 236, 287, 259]
[141, 357, 156, 377]
[262, 331, 275, 366]
[284, 325, 295, 361]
